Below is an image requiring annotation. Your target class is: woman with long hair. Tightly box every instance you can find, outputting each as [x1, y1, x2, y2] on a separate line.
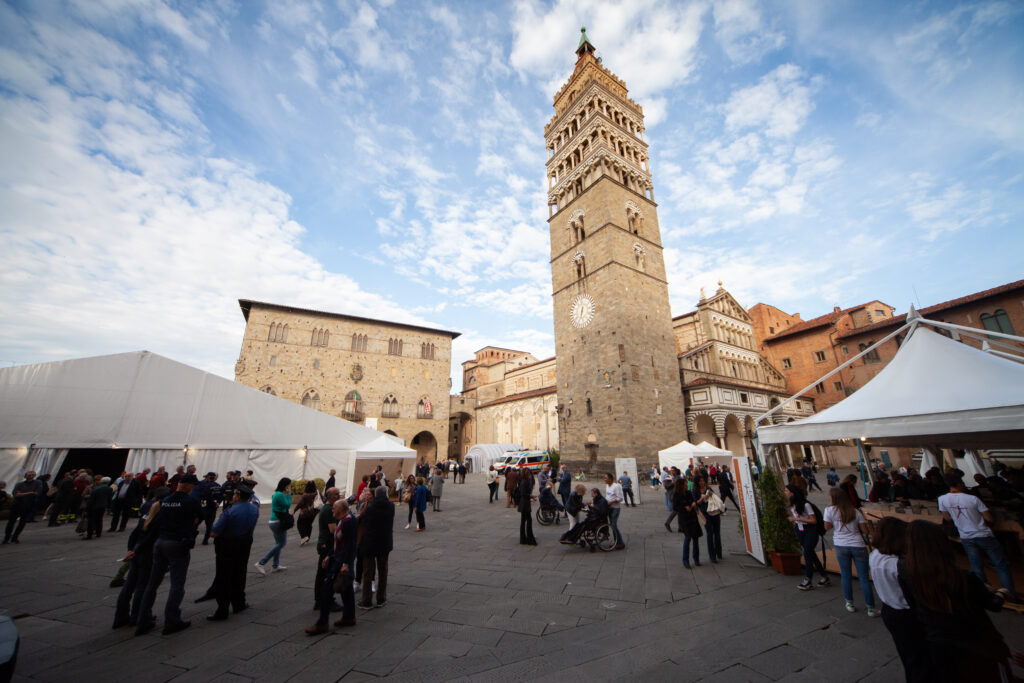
[694, 477, 723, 564]
[401, 474, 416, 530]
[412, 477, 428, 532]
[899, 520, 1011, 682]
[255, 477, 292, 574]
[825, 487, 876, 615]
[786, 485, 829, 590]
[839, 474, 863, 508]
[869, 517, 926, 682]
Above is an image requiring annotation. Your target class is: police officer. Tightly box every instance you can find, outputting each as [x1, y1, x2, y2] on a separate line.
[135, 474, 203, 636]
[113, 486, 167, 629]
[220, 470, 239, 510]
[192, 472, 221, 545]
[206, 485, 259, 620]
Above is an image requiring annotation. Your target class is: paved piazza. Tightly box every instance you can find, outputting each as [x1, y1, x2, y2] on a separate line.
[4, 473, 1022, 682]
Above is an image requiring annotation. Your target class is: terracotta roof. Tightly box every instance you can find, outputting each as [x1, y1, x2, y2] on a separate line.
[764, 300, 890, 341]
[835, 279, 1024, 340]
[508, 355, 556, 373]
[477, 386, 557, 409]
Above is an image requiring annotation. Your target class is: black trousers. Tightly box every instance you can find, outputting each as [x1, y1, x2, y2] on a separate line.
[48, 497, 70, 526]
[201, 505, 217, 543]
[720, 488, 740, 511]
[415, 508, 425, 529]
[488, 482, 498, 502]
[519, 508, 535, 544]
[114, 548, 152, 625]
[4, 507, 28, 541]
[797, 528, 826, 580]
[86, 508, 104, 538]
[622, 488, 635, 506]
[361, 552, 389, 605]
[881, 604, 929, 683]
[109, 498, 127, 531]
[213, 535, 252, 614]
[138, 538, 191, 628]
[314, 543, 330, 607]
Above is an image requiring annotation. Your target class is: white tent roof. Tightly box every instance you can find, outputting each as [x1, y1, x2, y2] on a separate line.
[658, 440, 733, 471]
[758, 328, 1024, 448]
[0, 350, 392, 451]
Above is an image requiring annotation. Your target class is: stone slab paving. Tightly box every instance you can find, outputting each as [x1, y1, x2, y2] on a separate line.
[3, 471, 1022, 682]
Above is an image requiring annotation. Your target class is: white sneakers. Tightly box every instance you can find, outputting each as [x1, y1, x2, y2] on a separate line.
[254, 562, 266, 576]
[404, 524, 410, 530]
[845, 602, 856, 613]
[866, 607, 880, 617]
[271, 565, 287, 572]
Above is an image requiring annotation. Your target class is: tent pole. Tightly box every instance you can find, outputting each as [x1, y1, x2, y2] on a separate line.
[855, 440, 870, 499]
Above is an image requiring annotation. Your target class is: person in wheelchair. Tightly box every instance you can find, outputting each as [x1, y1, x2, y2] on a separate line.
[538, 481, 564, 514]
[559, 488, 609, 545]
[565, 484, 586, 531]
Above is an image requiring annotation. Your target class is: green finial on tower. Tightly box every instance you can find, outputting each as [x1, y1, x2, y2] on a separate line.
[576, 26, 595, 56]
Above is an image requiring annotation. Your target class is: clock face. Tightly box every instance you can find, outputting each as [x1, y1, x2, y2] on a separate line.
[570, 294, 596, 328]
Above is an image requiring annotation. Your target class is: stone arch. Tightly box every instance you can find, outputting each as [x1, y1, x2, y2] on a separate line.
[301, 388, 320, 410]
[625, 200, 643, 235]
[691, 413, 717, 446]
[632, 242, 646, 271]
[411, 430, 437, 462]
[724, 414, 744, 455]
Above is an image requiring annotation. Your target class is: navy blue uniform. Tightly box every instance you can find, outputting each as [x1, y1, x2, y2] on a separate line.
[209, 501, 259, 617]
[136, 491, 203, 633]
[113, 497, 160, 628]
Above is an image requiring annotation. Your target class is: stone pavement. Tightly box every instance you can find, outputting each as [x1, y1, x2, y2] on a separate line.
[3, 472, 1022, 682]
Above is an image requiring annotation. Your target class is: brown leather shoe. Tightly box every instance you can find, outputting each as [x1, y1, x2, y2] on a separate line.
[333, 618, 356, 628]
[305, 624, 328, 635]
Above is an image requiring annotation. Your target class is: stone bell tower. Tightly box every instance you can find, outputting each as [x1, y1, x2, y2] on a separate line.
[546, 28, 685, 470]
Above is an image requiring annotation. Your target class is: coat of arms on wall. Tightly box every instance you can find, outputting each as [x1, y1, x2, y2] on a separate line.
[350, 364, 363, 383]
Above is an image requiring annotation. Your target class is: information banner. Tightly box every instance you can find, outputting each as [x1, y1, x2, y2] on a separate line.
[733, 456, 765, 564]
[614, 457, 640, 505]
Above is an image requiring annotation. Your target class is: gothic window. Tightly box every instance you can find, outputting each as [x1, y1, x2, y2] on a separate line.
[382, 394, 399, 418]
[421, 342, 435, 360]
[586, 398, 592, 416]
[260, 386, 275, 395]
[388, 338, 404, 356]
[570, 252, 586, 280]
[633, 242, 646, 271]
[310, 328, 329, 347]
[301, 389, 320, 410]
[268, 322, 288, 342]
[342, 391, 363, 421]
[351, 333, 368, 352]
[417, 397, 433, 419]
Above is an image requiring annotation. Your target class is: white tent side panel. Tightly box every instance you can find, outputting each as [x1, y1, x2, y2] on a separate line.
[0, 448, 27, 487]
[248, 450, 306, 503]
[304, 449, 355, 496]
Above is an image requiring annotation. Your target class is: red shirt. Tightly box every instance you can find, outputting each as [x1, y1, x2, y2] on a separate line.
[150, 474, 167, 489]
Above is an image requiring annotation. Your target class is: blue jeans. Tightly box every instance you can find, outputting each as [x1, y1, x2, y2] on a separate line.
[259, 521, 287, 568]
[664, 491, 672, 511]
[962, 535, 1015, 595]
[608, 505, 623, 546]
[835, 545, 874, 607]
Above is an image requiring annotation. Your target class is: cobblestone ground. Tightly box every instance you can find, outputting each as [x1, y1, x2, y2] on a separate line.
[3, 472, 1022, 682]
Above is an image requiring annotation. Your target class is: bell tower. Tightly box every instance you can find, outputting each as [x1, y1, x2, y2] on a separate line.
[546, 28, 685, 469]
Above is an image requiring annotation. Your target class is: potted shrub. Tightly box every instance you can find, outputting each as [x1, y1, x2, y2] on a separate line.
[758, 467, 802, 575]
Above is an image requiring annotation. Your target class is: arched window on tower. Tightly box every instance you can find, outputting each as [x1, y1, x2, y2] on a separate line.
[571, 252, 586, 280]
[586, 398, 593, 416]
[633, 243, 646, 271]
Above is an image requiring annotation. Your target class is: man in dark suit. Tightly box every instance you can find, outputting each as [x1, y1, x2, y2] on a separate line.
[358, 487, 394, 609]
[206, 486, 258, 621]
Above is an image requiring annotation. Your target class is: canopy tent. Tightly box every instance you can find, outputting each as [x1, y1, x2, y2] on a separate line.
[343, 433, 417, 496]
[464, 443, 521, 472]
[757, 326, 1024, 452]
[658, 440, 733, 473]
[0, 351, 413, 501]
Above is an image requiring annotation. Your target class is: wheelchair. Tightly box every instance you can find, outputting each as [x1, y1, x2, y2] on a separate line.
[536, 503, 566, 526]
[562, 520, 617, 552]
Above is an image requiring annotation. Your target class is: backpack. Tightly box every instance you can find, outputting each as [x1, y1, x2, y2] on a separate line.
[808, 502, 826, 536]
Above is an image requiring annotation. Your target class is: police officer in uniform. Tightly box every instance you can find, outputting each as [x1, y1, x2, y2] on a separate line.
[192, 472, 222, 545]
[206, 485, 259, 620]
[135, 474, 203, 636]
[220, 470, 239, 510]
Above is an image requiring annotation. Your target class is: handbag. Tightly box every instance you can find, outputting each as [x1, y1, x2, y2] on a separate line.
[706, 491, 726, 516]
[278, 510, 295, 531]
[402, 489, 412, 503]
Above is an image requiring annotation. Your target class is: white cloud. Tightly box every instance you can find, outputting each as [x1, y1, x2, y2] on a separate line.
[712, 0, 785, 64]
[723, 63, 815, 138]
[902, 175, 997, 239]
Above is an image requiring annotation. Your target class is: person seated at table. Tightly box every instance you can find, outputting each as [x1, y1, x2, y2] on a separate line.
[969, 474, 996, 505]
[890, 475, 912, 507]
[869, 473, 892, 503]
[988, 477, 1023, 511]
[906, 473, 927, 500]
[923, 468, 949, 501]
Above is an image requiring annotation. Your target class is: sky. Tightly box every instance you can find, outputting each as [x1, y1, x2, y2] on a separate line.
[1, 0, 1022, 393]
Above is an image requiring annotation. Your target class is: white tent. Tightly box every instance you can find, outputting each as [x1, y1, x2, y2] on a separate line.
[464, 443, 521, 473]
[658, 440, 733, 472]
[757, 327, 1024, 450]
[0, 351, 414, 501]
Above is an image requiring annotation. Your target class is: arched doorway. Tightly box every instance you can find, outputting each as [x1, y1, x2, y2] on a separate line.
[411, 430, 437, 463]
[692, 414, 716, 446]
[724, 414, 744, 455]
[383, 429, 398, 437]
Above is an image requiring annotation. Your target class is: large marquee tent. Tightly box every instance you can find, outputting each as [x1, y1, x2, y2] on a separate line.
[0, 351, 414, 501]
[658, 440, 733, 473]
[756, 323, 1024, 455]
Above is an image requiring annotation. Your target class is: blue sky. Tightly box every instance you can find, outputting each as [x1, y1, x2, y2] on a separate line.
[1, 0, 1022, 392]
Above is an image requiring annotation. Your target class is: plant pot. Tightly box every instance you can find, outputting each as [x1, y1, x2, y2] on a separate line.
[770, 551, 802, 575]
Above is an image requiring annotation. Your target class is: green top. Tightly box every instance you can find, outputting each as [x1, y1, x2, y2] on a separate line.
[316, 503, 335, 547]
[270, 490, 291, 522]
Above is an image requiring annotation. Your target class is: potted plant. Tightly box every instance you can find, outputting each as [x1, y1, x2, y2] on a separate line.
[758, 466, 802, 575]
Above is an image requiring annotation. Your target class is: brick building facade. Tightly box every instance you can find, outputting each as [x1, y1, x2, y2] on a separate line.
[233, 299, 459, 462]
